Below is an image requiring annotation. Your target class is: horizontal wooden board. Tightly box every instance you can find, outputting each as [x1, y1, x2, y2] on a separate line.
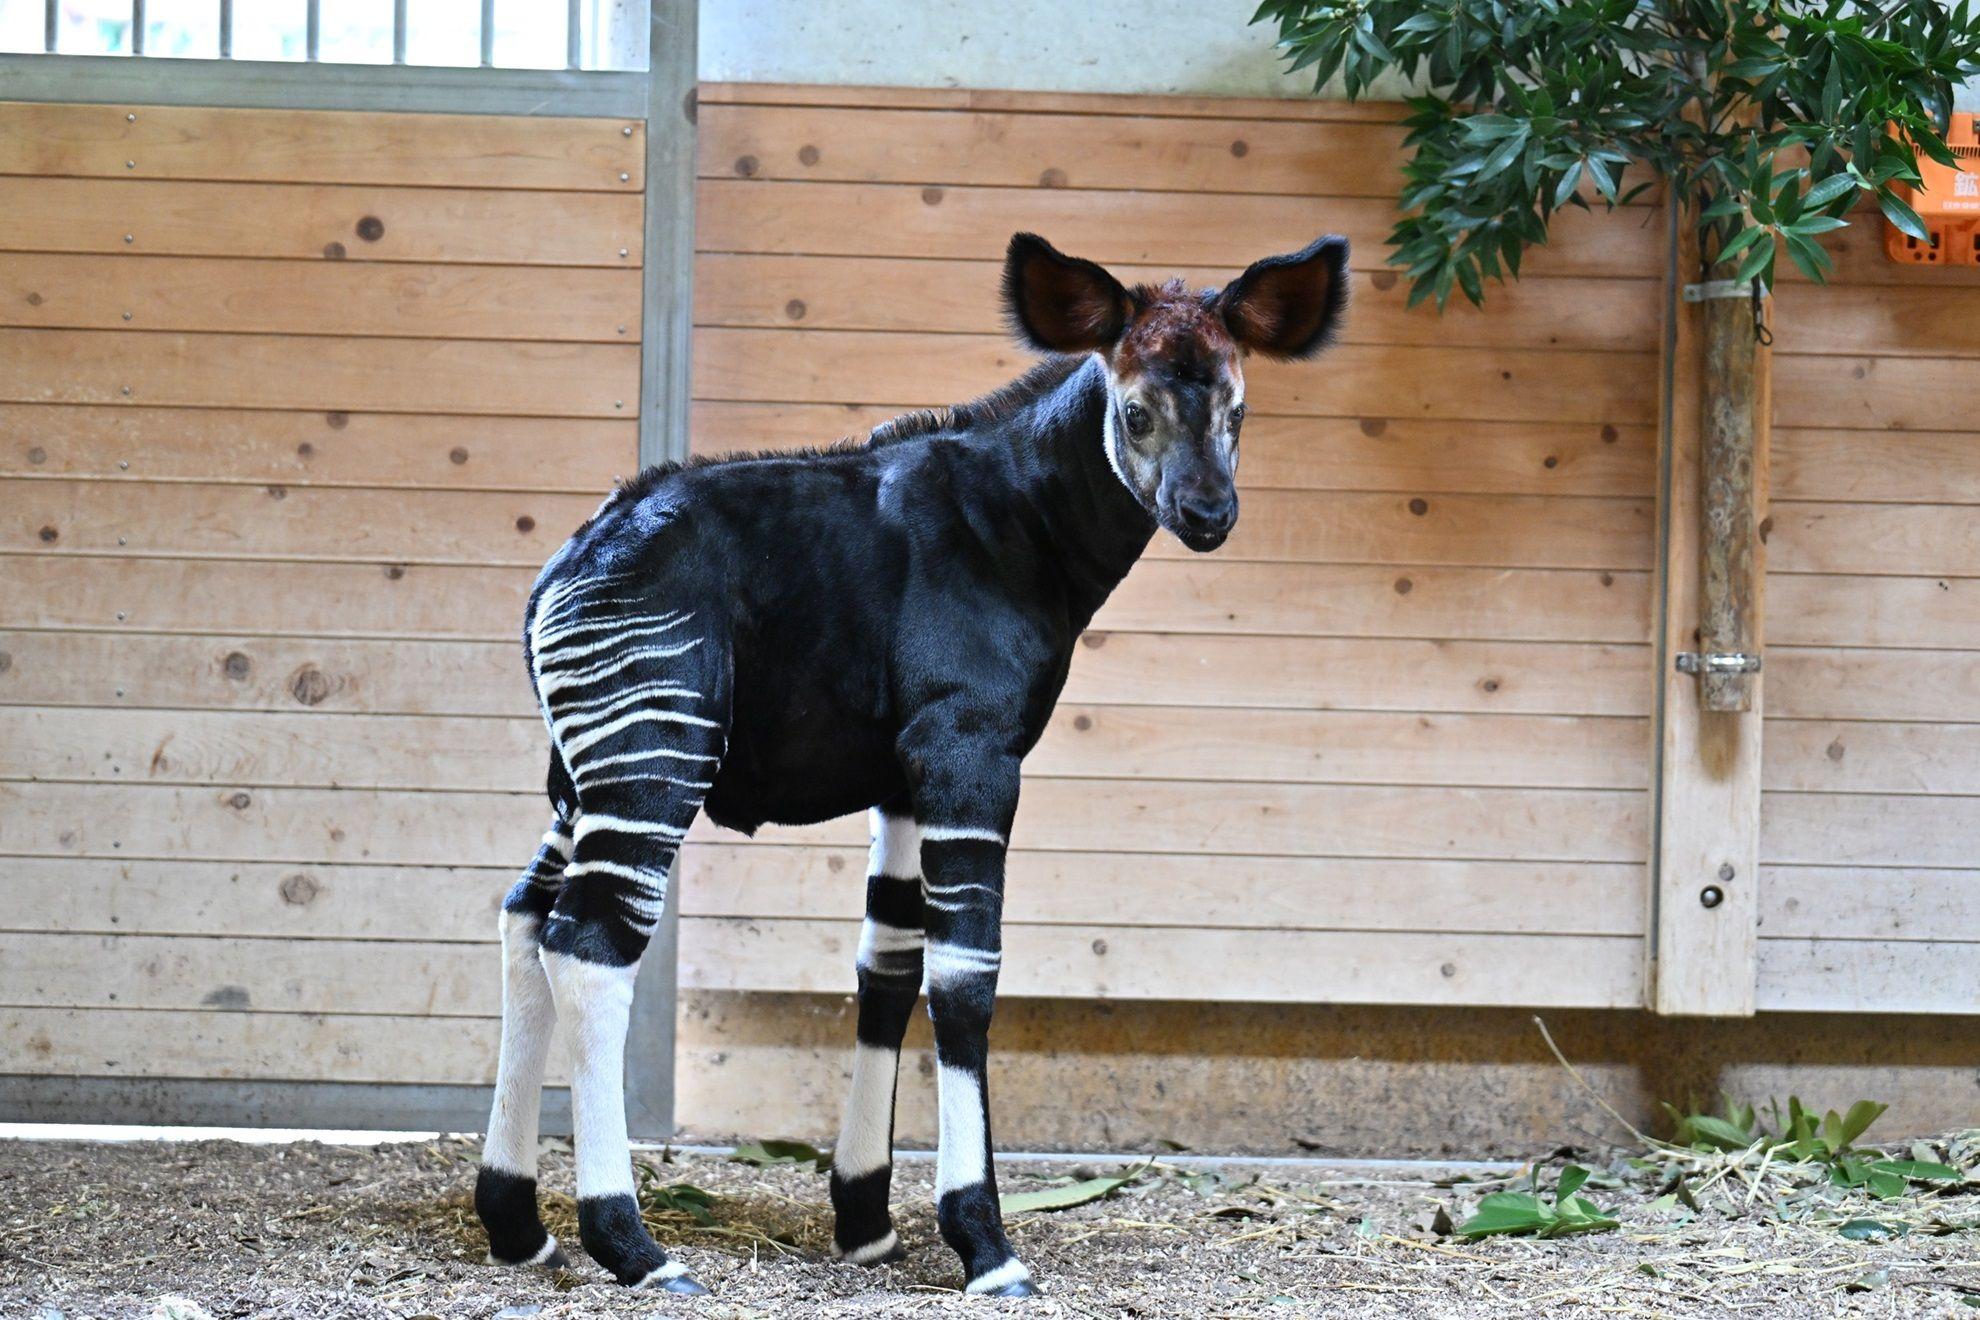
[0, 405, 634, 492]
[1800, 213, 1980, 287]
[1062, 633, 1652, 715]
[1768, 647, 1980, 723]
[1773, 428, 1980, 506]
[1029, 706, 1646, 788]
[1762, 792, 1980, 868]
[2, 177, 643, 265]
[699, 103, 1407, 197]
[4, 557, 1650, 644]
[1, 858, 505, 942]
[679, 918, 1645, 1007]
[693, 330, 1657, 427]
[0, 630, 1650, 719]
[698, 180, 1661, 278]
[0, 254, 642, 342]
[3, 480, 1646, 571]
[0, 631, 535, 716]
[697, 81, 1411, 125]
[1775, 354, 1980, 433]
[1772, 282, 1980, 358]
[0, 101, 643, 191]
[8, 480, 599, 566]
[1761, 866, 1980, 942]
[0, 707, 547, 793]
[690, 403, 1658, 498]
[0, 1005, 520, 1084]
[694, 253, 1660, 353]
[682, 845, 1643, 934]
[1768, 502, 1980, 579]
[1769, 575, 1980, 651]
[0, 330, 639, 418]
[1, 932, 495, 1018]
[1764, 720, 1980, 795]
[0, 705, 1642, 793]
[1756, 939, 1980, 1015]
[3, 779, 1648, 865]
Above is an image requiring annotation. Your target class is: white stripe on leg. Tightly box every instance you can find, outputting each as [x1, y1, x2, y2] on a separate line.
[869, 809, 920, 878]
[540, 948, 640, 1200]
[834, 1040, 902, 1181]
[484, 911, 558, 1178]
[935, 1061, 989, 1197]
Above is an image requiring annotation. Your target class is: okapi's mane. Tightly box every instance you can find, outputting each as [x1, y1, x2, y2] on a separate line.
[604, 354, 1089, 510]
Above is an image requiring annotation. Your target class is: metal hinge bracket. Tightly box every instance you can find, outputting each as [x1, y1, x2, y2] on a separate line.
[1682, 279, 1770, 302]
[1676, 651, 1762, 676]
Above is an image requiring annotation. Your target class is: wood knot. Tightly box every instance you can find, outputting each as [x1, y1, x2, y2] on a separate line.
[921, 186, 944, 206]
[1038, 167, 1068, 188]
[279, 873, 320, 906]
[1370, 271, 1398, 292]
[1091, 938, 1108, 955]
[322, 241, 347, 260]
[222, 651, 252, 681]
[1500, 369, 1513, 381]
[1229, 139, 1248, 157]
[0, 651, 11, 674]
[325, 411, 349, 430]
[734, 155, 759, 177]
[296, 441, 314, 458]
[1408, 498, 1428, 516]
[1826, 739, 1846, 762]
[355, 215, 385, 242]
[290, 666, 331, 706]
[1080, 632, 1106, 648]
[384, 564, 406, 580]
[1393, 576, 1413, 595]
[784, 298, 807, 321]
[227, 791, 253, 810]
[826, 854, 845, 872]
[1480, 677, 1501, 693]
[24, 291, 42, 306]
[37, 525, 57, 543]
[1600, 572, 1615, 587]
[798, 144, 820, 166]
[449, 446, 470, 465]
[265, 484, 286, 500]
[1073, 714, 1093, 731]
[1600, 424, 1618, 443]
[1757, 515, 1773, 543]
[1543, 455, 1559, 469]
[1359, 417, 1387, 437]
[26, 446, 45, 464]
[515, 515, 537, 534]
[1440, 961, 1457, 978]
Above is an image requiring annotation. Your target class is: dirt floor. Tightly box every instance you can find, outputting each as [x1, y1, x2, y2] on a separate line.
[2, 1134, 1978, 1318]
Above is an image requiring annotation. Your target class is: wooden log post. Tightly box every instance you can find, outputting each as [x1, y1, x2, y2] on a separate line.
[1649, 202, 1770, 1017]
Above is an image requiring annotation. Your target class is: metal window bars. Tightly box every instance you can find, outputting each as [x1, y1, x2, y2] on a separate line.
[40, 0, 603, 70]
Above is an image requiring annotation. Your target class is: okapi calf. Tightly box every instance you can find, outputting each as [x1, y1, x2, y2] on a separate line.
[475, 231, 1349, 1296]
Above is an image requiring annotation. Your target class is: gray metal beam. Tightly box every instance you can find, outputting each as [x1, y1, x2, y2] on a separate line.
[0, 53, 649, 118]
[621, 0, 697, 1143]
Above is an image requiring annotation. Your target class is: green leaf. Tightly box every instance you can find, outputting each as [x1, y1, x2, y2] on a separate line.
[1838, 1099, 1889, 1147]
[1456, 1192, 1552, 1239]
[1784, 230, 1833, 284]
[999, 1160, 1151, 1215]
[1556, 1164, 1592, 1202]
[729, 1138, 832, 1172]
[1804, 173, 1861, 209]
[1733, 233, 1777, 285]
[1878, 189, 1929, 242]
[1839, 1218, 1901, 1242]
[1874, 1159, 1964, 1183]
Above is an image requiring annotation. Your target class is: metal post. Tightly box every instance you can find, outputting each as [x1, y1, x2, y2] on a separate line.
[622, 0, 696, 1141]
[392, 0, 407, 64]
[131, 0, 145, 55]
[479, 0, 495, 67]
[567, 0, 583, 70]
[305, 0, 320, 62]
[218, 0, 232, 58]
[43, 0, 56, 52]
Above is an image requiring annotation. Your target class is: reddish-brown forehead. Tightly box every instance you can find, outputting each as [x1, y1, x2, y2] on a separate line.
[1113, 282, 1236, 380]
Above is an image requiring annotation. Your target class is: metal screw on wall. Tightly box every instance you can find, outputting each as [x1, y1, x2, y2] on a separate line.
[1699, 886, 1725, 909]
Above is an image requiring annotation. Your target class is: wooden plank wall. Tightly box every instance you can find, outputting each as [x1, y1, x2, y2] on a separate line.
[680, 84, 1662, 1009]
[0, 102, 646, 1086]
[1759, 218, 1980, 1014]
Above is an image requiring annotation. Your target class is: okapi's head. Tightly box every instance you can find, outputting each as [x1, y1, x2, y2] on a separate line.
[1002, 231, 1349, 552]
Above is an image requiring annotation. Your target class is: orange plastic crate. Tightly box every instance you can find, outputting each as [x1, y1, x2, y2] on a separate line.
[1884, 111, 1980, 266]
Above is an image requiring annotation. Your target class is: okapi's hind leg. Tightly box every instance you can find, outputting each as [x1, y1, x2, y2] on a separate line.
[475, 815, 575, 1269]
[530, 598, 727, 1292]
[828, 804, 922, 1265]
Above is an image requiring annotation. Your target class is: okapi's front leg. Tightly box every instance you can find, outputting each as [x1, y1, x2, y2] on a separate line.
[829, 805, 922, 1264]
[911, 743, 1035, 1297]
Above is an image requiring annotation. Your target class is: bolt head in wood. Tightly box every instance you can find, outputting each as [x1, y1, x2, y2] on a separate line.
[1699, 885, 1724, 909]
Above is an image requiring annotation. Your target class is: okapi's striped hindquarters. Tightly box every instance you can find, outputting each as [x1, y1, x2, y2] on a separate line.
[472, 229, 1349, 1297]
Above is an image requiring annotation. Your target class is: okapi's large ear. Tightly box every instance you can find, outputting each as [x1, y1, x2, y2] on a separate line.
[1002, 232, 1133, 355]
[1216, 235, 1350, 361]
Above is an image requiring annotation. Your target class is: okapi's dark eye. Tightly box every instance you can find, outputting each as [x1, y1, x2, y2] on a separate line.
[1230, 402, 1247, 431]
[1123, 401, 1153, 437]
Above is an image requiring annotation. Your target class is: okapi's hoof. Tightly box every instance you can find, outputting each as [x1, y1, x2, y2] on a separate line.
[632, 1262, 709, 1295]
[986, 1278, 1039, 1298]
[485, 1235, 567, 1270]
[966, 1262, 1039, 1297]
[658, 1273, 709, 1295]
[835, 1229, 907, 1266]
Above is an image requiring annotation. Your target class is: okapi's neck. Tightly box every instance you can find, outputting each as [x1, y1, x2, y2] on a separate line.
[1004, 354, 1157, 626]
